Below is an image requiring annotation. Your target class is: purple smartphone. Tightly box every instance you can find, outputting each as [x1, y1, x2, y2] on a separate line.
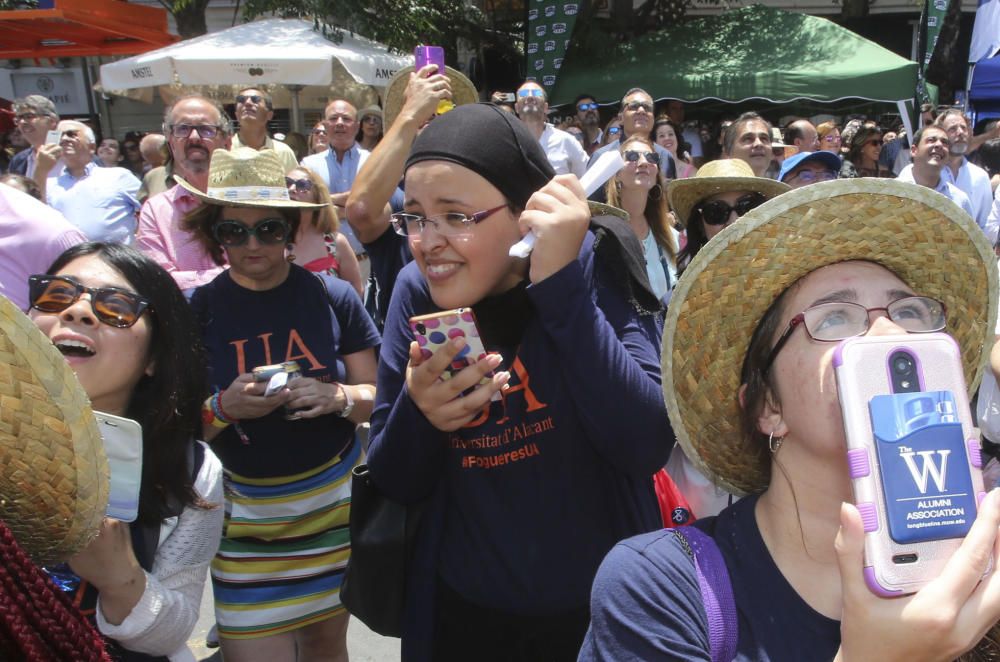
[834, 333, 990, 596]
[414, 45, 445, 75]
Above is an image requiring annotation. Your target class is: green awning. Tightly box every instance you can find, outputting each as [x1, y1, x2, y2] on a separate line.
[550, 5, 918, 107]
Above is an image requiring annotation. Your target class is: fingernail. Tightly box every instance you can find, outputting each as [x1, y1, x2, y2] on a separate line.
[452, 337, 466, 350]
[486, 354, 503, 368]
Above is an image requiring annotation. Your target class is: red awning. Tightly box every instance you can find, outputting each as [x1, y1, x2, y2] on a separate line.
[0, 0, 177, 59]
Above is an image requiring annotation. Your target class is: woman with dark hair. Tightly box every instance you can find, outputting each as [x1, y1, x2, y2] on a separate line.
[356, 106, 383, 151]
[184, 148, 379, 661]
[977, 138, 1000, 192]
[29, 241, 224, 660]
[605, 135, 679, 304]
[840, 125, 892, 178]
[582, 179, 1000, 661]
[285, 165, 364, 297]
[653, 117, 695, 179]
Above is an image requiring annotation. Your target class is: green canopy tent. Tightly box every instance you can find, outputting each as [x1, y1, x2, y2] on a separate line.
[550, 5, 918, 125]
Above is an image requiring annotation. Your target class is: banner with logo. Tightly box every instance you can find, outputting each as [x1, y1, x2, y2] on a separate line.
[916, 0, 948, 105]
[525, 0, 581, 92]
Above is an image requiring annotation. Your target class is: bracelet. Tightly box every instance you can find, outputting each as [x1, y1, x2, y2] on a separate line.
[202, 395, 230, 429]
[214, 391, 239, 424]
[336, 383, 355, 418]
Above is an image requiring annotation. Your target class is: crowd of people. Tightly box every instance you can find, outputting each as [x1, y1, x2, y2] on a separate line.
[3, 60, 1000, 662]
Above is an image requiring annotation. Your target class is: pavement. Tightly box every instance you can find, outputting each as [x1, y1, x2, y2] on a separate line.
[189, 579, 401, 661]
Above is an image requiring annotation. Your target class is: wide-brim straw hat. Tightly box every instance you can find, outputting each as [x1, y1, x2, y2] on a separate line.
[383, 65, 479, 131]
[176, 147, 324, 209]
[358, 105, 383, 122]
[0, 296, 108, 564]
[667, 159, 790, 226]
[662, 178, 998, 496]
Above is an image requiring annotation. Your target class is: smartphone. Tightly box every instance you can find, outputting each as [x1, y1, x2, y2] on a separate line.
[834, 333, 990, 596]
[409, 308, 492, 386]
[94, 411, 143, 523]
[414, 45, 445, 75]
[45, 129, 62, 145]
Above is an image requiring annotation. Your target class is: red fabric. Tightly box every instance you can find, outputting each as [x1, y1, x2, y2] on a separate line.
[653, 468, 695, 528]
[303, 254, 340, 275]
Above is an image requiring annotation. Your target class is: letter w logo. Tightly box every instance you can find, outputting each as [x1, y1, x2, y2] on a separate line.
[899, 450, 951, 494]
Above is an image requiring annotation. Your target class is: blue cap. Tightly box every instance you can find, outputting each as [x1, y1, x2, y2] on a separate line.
[778, 150, 842, 183]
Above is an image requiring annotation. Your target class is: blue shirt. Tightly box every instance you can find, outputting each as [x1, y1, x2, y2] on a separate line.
[46, 162, 141, 244]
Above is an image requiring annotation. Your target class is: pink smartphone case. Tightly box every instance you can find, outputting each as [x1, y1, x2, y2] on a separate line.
[409, 308, 489, 383]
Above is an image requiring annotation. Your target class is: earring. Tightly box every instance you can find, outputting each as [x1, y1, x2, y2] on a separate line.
[768, 430, 783, 454]
[286, 243, 296, 263]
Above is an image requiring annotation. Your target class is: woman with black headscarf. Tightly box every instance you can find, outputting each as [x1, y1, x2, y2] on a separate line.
[366, 103, 672, 661]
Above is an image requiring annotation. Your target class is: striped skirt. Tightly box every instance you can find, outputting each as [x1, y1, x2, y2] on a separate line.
[211, 437, 363, 640]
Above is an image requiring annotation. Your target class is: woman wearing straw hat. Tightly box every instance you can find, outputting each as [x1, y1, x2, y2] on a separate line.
[605, 134, 680, 305]
[182, 148, 380, 660]
[368, 103, 671, 661]
[356, 105, 383, 151]
[26, 241, 224, 660]
[580, 179, 1000, 660]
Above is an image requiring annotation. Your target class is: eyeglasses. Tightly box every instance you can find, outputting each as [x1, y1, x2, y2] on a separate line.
[578, 102, 599, 112]
[311, 128, 327, 135]
[362, 115, 382, 124]
[764, 296, 946, 372]
[213, 218, 292, 247]
[696, 193, 766, 226]
[623, 150, 660, 166]
[607, 126, 621, 136]
[823, 134, 841, 143]
[391, 204, 508, 238]
[517, 88, 545, 98]
[285, 177, 313, 191]
[866, 139, 884, 147]
[28, 274, 151, 329]
[236, 94, 264, 105]
[787, 169, 837, 184]
[623, 101, 653, 113]
[15, 113, 39, 123]
[168, 124, 223, 139]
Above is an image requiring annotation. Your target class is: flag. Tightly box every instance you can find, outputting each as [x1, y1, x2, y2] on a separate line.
[917, 0, 948, 104]
[970, 0, 1000, 63]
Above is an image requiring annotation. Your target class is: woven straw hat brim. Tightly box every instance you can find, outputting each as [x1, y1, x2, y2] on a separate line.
[0, 297, 108, 564]
[384, 65, 479, 131]
[174, 175, 325, 209]
[668, 175, 790, 226]
[662, 178, 998, 496]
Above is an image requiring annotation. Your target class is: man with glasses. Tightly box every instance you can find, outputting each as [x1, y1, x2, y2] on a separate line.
[6, 95, 59, 178]
[777, 151, 841, 189]
[230, 87, 298, 173]
[588, 88, 676, 179]
[896, 126, 974, 222]
[573, 93, 603, 155]
[934, 109, 993, 233]
[515, 80, 587, 177]
[136, 94, 232, 292]
[33, 120, 140, 244]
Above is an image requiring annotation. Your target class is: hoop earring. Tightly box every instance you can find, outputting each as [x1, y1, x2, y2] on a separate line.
[768, 430, 783, 454]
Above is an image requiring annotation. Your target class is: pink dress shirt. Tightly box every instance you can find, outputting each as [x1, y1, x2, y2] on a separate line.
[136, 185, 225, 292]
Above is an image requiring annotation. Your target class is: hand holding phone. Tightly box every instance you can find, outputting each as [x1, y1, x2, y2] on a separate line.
[94, 412, 143, 522]
[45, 129, 62, 145]
[413, 45, 454, 115]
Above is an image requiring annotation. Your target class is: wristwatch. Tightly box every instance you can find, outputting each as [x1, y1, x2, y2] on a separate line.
[337, 383, 354, 418]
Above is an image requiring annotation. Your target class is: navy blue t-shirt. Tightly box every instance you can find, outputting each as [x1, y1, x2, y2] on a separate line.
[579, 494, 841, 661]
[190, 265, 380, 478]
[362, 225, 411, 331]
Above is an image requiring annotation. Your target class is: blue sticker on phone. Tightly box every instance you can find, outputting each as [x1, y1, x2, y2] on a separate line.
[870, 391, 975, 544]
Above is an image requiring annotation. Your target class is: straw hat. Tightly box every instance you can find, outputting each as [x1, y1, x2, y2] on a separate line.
[0, 296, 108, 564]
[175, 148, 324, 209]
[358, 105, 383, 123]
[662, 178, 998, 496]
[667, 159, 790, 226]
[383, 65, 479, 130]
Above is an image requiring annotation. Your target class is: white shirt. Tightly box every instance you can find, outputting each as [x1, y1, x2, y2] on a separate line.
[896, 165, 976, 221]
[682, 127, 703, 158]
[539, 123, 587, 178]
[940, 157, 994, 230]
[986, 191, 1000, 247]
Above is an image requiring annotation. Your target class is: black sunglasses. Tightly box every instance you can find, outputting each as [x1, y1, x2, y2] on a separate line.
[623, 150, 660, 165]
[213, 218, 291, 247]
[696, 193, 767, 226]
[236, 94, 264, 104]
[623, 101, 653, 113]
[28, 274, 151, 328]
[285, 177, 313, 191]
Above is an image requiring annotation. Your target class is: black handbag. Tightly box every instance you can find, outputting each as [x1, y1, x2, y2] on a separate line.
[341, 463, 424, 637]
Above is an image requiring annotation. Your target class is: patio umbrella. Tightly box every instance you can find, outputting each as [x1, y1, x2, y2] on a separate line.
[98, 18, 412, 131]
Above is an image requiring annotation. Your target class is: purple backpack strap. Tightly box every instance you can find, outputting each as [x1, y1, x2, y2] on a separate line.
[673, 526, 738, 662]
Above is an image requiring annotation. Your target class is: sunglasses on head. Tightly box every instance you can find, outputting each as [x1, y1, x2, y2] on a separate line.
[29, 274, 151, 329]
[236, 94, 264, 104]
[517, 88, 545, 98]
[623, 150, 660, 165]
[578, 102, 598, 112]
[213, 218, 291, 247]
[285, 177, 313, 191]
[696, 193, 767, 226]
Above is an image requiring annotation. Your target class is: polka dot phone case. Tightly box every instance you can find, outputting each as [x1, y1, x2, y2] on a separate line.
[409, 308, 491, 384]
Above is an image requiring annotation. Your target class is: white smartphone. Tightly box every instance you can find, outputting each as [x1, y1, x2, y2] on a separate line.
[94, 411, 143, 523]
[834, 333, 990, 596]
[45, 129, 62, 145]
